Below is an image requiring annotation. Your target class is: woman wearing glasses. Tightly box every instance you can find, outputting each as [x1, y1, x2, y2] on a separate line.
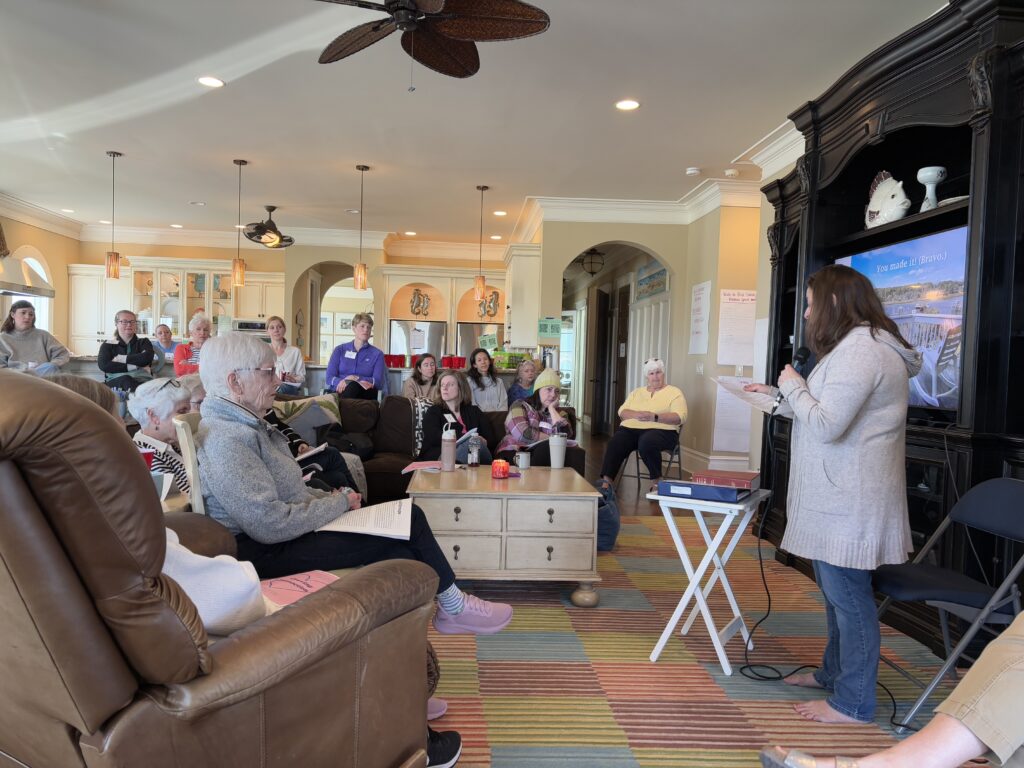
[98, 310, 156, 392]
[198, 333, 512, 636]
[128, 377, 193, 494]
[599, 357, 687, 493]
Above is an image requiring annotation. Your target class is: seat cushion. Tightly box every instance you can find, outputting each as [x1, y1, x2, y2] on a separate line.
[364, 453, 414, 502]
[873, 562, 1016, 615]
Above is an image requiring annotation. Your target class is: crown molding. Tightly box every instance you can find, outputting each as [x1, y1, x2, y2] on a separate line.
[0, 193, 83, 240]
[511, 198, 544, 244]
[503, 242, 542, 268]
[79, 224, 388, 249]
[732, 121, 805, 180]
[385, 239, 506, 262]
[377, 264, 505, 278]
[528, 196, 689, 226]
[679, 179, 764, 223]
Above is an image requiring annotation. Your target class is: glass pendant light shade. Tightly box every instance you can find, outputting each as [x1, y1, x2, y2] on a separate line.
[233, 159, 248, 287]
[353, 261, 368, 291]
[105, 150, 123, 280]
[474, 185, 489, 301]
[353, 164, 370, 291]
[232, 257, 246, 288]
[473, 274, 486, 301]
[105, 251, 120, 280]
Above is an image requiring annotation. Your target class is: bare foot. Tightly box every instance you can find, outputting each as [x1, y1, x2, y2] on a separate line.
[783, 672, 824, 688]
[794, 699, 862, 724]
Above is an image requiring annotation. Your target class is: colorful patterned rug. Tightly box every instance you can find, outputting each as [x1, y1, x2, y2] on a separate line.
[428, 515, 957, 767]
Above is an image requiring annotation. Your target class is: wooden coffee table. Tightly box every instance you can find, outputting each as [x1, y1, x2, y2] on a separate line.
[408, 466, 602, 606]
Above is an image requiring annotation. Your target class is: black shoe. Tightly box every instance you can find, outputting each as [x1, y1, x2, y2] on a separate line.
[427, 727, 462, 768]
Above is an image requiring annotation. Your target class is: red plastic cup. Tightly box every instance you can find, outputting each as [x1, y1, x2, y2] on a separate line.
[138, 446, 155, 469]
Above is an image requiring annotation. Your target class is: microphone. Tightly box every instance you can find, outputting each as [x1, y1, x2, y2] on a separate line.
[772, 346, 811, 411]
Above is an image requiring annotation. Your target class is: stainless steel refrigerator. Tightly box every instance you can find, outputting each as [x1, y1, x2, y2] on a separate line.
[456, 322, 505, 355]
[389, 320, 447, 358]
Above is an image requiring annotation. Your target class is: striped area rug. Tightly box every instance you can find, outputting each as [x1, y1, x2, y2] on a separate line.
[428, 515, 960, 767]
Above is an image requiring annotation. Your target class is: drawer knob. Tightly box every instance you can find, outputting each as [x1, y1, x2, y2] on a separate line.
[546, 545, 554, 561]
[547, 508, 555, 523]
[453, 506, 461, 522]
[452, 544, 460, 561]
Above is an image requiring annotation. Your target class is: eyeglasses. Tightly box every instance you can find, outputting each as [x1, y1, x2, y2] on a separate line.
[644, 358, 662, 365]
[117, 319, 137, 325]
[158, 379, 182, 391]
[234, 366, 277, 377]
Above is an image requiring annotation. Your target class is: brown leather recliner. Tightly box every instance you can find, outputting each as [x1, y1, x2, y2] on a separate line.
[0, 370, 437, 768]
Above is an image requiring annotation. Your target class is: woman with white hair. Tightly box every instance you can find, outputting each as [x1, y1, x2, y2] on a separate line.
[128, 377, 193, 494]
[197, 332, 513, 636]
[173, 312, 212, 375]
[599, 357, 687, 492]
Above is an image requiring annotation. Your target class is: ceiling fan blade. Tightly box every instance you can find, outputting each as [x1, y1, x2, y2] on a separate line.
[319, 18, 397, 64]
[414, 0, 446, 12]
[401, 28, 479, 78]
[313, 0, 390, 12]
[429, 0, 549, 42]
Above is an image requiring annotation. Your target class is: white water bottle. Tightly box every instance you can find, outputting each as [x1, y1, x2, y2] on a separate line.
[467, 432, 482, 467]
[441, 425, 456, 472]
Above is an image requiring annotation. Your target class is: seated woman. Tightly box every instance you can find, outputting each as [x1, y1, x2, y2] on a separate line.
[761, 611, 1024, 768]
[326, 312, 387, 400]
[599, 357, 687, 492]
[127, 377, 193, 494]
[496, 367, 581, 467]
[402, 353, 439, 400]
[173, 312, 212, 376]
[466, 347, 508, 412]
[506, 358, 537, 404]
[262, 407, 360, 493]
[267, 315, 305, 396]
[419, 369, 494, 465]
[151, 323, 179, 376]
[197, 332, 511, 635]
[98, 310, 156, 392]
[0, 300, 70, 375]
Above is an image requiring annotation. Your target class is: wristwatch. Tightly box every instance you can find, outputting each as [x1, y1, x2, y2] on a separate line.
[654, 413, 659, 422]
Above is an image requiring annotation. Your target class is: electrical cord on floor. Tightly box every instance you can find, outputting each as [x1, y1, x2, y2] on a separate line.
[738, 409, 921, 733]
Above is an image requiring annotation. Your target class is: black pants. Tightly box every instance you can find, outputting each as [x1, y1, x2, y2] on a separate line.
[600, 427, 678, 480]
[235, 503, 456, 592]
[339, 381, 379, 400]
[299, 446, 356, 493]
[105, 374, 144, 392]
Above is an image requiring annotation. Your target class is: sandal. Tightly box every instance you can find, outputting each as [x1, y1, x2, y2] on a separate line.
[760, 747, 859, 768]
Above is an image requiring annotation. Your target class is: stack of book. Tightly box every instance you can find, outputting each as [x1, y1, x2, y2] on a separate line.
[657, 470, 760, 502]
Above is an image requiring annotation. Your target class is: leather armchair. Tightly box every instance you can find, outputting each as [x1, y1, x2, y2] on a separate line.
[0, 370, 436, 768]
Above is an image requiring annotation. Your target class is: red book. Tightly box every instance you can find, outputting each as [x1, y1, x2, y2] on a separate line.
[690, 469, 760, 490]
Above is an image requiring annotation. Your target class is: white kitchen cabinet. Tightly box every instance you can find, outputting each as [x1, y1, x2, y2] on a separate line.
[235, 277, 284, 320]
[67, 266, 131, 356]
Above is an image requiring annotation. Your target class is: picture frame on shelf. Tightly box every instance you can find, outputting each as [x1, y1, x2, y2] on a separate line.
[335, 312, 354, 335]
[319, 336, 334, 365]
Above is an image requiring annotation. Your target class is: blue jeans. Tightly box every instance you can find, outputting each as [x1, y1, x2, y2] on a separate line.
[811, 559, 880, 722]
[277, 383, 303, 396]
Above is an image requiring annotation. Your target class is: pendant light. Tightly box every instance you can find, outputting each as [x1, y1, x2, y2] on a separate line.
[105, 151, 123, 280]
[232, 159, 248, 287]
[474, 185, 489, 301]
[353, 164, 370, 291]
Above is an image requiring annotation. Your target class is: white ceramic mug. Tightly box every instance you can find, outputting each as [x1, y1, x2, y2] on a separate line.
[514, 451, 531, 470]
[548, 434, 567, 469]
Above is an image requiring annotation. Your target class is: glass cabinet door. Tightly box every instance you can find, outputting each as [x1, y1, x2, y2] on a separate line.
[211, 273, 233, 332]
[185, 272, 207, 326]
[133, 270, 155, 337]
[159, 270, 182, 338]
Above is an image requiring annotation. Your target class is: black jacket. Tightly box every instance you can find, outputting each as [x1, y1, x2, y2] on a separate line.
[97, 334, 156, 375]
[419, 402, 494, 460]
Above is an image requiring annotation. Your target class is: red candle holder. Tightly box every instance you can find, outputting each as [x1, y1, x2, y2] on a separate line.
[491, 459, 510, 479]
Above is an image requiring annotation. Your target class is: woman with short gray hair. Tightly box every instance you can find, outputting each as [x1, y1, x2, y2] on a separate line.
[174, 312, 212, 376]
[128, 377, 192, 494]
[198, 332, 512, 635]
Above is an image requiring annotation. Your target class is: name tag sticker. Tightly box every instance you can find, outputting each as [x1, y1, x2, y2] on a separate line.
[444, 414, 456, 423]
[344, 350, 357, 359]
[165, 352, 174, 361]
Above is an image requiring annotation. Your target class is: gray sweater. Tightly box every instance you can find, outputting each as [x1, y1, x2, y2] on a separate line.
[778, 326, 922, 570]
[197, 396, 350, 544]
[0, 327, 70, 368]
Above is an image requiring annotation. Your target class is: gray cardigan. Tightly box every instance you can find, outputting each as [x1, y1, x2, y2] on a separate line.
[197, 396, 350, 544]
[778, 326, 922, 570]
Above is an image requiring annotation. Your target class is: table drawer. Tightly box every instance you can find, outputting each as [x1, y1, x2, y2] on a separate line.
[416, 496, 503, 532]
[435, 535, 502, 570]
[505, 536, 594, 571]
[506, 498, 595, 533]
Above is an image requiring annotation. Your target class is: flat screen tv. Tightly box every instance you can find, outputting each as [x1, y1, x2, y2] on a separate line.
[835, 225, 968, 410]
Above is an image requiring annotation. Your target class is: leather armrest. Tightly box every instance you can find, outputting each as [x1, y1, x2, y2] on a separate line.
[164, 512, 237, 558]
[146, 560, 437, 719]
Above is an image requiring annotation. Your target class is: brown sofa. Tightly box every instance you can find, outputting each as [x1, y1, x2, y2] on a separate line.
[0, 370, 436, 768]
[331, 395, 584, 502]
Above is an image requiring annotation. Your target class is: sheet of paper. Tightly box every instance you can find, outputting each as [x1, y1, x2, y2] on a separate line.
[410, 327, 425, 351]
[753, 317, 769, 381]
[712, 377, 792, 417]
[688, 280, 711, 355]
[712, 375, 753, 453]
[318, 498, 412, 540]
[716, 289, 757, 366]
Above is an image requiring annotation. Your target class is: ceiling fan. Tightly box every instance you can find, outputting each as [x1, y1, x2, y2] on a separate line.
[245, 205, 294, 249]
[314, 0, 550, 79]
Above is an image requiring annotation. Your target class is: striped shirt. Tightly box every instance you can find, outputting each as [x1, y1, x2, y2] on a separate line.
[134, 432, 191, 496]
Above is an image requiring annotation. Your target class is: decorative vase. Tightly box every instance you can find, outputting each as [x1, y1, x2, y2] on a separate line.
[917, 166, 947, 213]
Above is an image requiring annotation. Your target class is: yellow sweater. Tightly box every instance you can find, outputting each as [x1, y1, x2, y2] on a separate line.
[618, 385, 688, 430]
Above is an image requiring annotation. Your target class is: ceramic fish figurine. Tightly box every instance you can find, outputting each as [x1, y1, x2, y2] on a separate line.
[865, 171, 911, 229]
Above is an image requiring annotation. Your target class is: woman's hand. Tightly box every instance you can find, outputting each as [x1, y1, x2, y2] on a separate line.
[297, 442, 311, 455]
[777, 364, 804, 387]
[346, 491, 362, 509]
[743, 383, 773, 394]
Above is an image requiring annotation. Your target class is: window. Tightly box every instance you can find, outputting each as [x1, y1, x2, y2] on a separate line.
[22, 257, 51, 333]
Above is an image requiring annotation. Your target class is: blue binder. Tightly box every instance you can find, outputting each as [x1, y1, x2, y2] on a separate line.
[657, 480, 751, 503]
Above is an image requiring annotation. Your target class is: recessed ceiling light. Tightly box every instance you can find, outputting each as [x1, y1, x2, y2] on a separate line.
[170, 224, 183, 229]
[99, 219, 111, 224]
[724, 168, 740, 178]
[346, 208, 360, 214]
[404, 231, 417, 236]
[685, 167, 701, 177]
[615, 99, 640, 111]
[490, 235, 502, 240]
[197, 76, 224, 88]
[189, 201, 206, 206]
[60, 208, 75, 213]
[493, 210, 507, 217]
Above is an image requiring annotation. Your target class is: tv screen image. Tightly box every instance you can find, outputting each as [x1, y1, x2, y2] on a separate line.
[836, 226, 968, 410]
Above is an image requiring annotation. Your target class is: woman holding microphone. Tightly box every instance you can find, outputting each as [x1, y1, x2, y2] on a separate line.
[745, 264, 921, 724]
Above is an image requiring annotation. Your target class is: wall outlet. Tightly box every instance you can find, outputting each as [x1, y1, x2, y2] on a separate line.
[735, 365, 744, 377]
[696, 362, 704, 376]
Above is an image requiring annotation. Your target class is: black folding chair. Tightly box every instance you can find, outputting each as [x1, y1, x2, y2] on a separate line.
[873, 477, 1024, 730]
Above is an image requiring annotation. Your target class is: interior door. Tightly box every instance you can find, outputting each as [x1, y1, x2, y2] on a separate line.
[588, 288, 611, 435]
[613, 284, 630, 428]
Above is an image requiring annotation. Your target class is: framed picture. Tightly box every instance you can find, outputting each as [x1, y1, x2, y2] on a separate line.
[319, 336, 334, 365]
[636, 263, 668, 300]
[320, 312, 333, 333]
[335, 312, 354, 335]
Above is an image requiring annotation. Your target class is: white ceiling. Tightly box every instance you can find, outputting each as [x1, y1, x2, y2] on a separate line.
[0, 0, 944, 246]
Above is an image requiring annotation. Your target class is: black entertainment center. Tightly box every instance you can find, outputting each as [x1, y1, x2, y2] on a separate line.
[760, 0, 1024, 654]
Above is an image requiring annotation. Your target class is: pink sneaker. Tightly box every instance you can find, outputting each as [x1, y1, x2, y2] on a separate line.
[427, 697, 448, 721]
[433, 594, 513, 635]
